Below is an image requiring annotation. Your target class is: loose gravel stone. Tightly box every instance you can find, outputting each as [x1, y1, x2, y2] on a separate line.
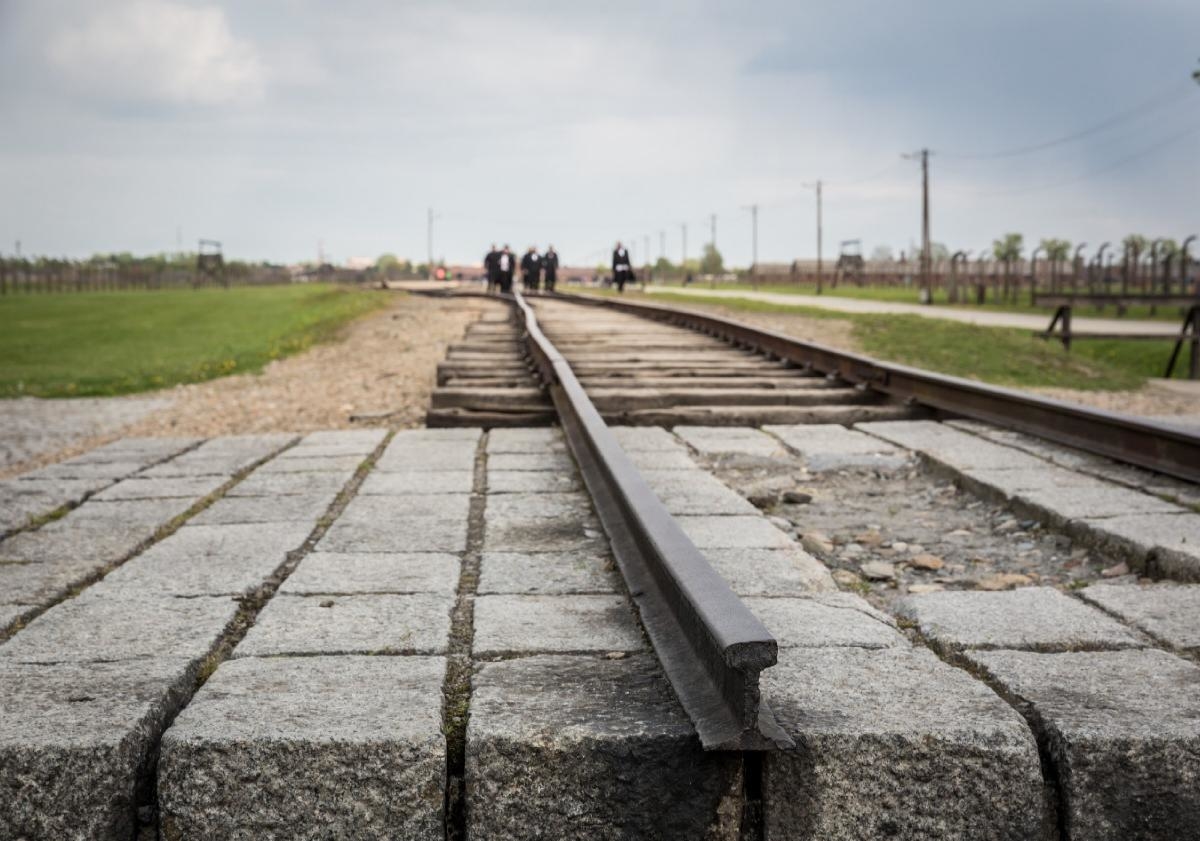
[895, 587, 1143, 652]
[1077, 583, 1200, 652]
[467, 654, 740, 840]
[233, 593, 454, 657]
[281, 552, 460, 596]
[159, 655, 447, 839]
[473, 594, 645, 657]
[966, 648, 1200, 841]
[762, 646, 1043, 841]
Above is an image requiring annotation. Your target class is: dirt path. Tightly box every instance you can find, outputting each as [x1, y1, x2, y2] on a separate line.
[1, 293, 495, 477]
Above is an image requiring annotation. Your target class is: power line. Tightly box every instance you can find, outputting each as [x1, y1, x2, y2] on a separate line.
[942, 78, 1194, 160]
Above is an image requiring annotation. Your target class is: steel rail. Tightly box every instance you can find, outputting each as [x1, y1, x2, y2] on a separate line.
[510, 291, 793, 751]
[552, 291, 1200, 484]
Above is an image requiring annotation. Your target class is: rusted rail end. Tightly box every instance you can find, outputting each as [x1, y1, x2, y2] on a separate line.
[555, 291, 1200, 485]
[513, 291, 792, 751]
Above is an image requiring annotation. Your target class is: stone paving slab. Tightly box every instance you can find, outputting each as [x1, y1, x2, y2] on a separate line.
[466, 654, 740, 840]
[336, 492, 472, 522]
[639, 468, 759, 515]
[954, 464, 1109, 502]
[857, 420, 1048, 472]
[62, 436, 198, 464]
[0, 590, 238, 665]
[93, 474, 228, 501]
[139, 435, 292, 478]
[1068, 511, 1200, 581]
[0, 603, 28, 630]
[745, 593, 905, 649]
[1012, 484, 1184, 527]
[0, 557, 104, 606]
[281, 552, 460, 596]
[477, 551, 619, 595]
[473, 594, 645, 657]
[255, 454, 366, 473]
[702, 547, 834, 595]
[674, 425, 784, 457]
[0, 518, 159, 565]
[966, 648, 1200, 840]
[189, 492, 337, 525]
[0, 658, 196, 840]
[65, 497, 196, 527]
[1078, 583, 1200, 653]
[675, 515, 794, 549]
[233, 593, 454, 657]
[23, 459, 151, 481]
[359, 469, 474, 495]
[485, 451, 574, 472]
[292, 429, 389, 449]
[482, 512, 605, 554]
[622, 448, 699, 471]
[225, 469, 352, 497]
[159, 655, 446, 839]
[765, 423, 911, 472]
[487, 427, 567, 453]
[485, 469, 583, 494]
[376, 442, 478, 473]
[96, 521, 314, 596]
[610, 425, 689, 451]
[762, 646, 1044, 841]
[320, 515, 468, 553]
[484, 491, 593, 520]
[896, 586, 1144, 653]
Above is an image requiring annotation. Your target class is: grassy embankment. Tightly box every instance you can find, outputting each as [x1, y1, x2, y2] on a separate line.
[0, 284, 390, 398]
[579, 288, 1187, 391]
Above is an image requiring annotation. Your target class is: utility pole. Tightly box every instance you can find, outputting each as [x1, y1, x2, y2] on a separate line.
[681, 223, 687, 267]
[15, 240, 20, 258]
[904, 149, 933, 303]
[742, 204, 758, 275]
[644, 235, 650, 269]
[317, 239, 325, 266]
[804, 180, 824, 293]
[426, 207, 440, 279]
[659, 230, 666, 262]
[710, 214, 717, 250]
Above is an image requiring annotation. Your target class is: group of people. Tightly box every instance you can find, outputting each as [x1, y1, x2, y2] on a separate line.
[485, 244, 559, 294]
[483, 241, 637, 294]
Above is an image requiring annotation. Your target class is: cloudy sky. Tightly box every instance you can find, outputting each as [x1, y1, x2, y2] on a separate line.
[2, 0, 1198, 267]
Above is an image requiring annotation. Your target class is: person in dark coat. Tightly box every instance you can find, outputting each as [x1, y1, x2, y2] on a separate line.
[543, 245, 559, 292]
[521, 247, 541, 292]
[497, 245, 515, 294]
[612, 242, 633, 292]
[484, 243, 500, 293]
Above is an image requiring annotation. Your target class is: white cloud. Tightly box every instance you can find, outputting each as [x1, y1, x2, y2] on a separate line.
[46, 0, 264, 107]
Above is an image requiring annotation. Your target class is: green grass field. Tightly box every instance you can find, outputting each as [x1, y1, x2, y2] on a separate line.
[0, 285, 390, 398]
[580, 289, 1181, 391]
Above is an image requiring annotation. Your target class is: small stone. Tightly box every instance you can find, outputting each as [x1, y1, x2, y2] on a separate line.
[995, 518, 1019, 534]
[854, 532, 883, 547]
[747, 493, 778, 509]
[802, 532, 834, 556]
[947, 529, 972, 538]
[910, 553, 945, 571]
[908, 583, 945, 594]
[832, 570, 863, 587]
[891, 541, 908, 552]
[907, 544, 925, 554]
[843, 543, 864, 557]
[768, 515, 794, 532]
[604, 651, 628, 660]
[975, 573, 1033, 591]
[860, 561, 896, 581]
[1101, 561, 1130, 578]
[782, 491, 813, 505]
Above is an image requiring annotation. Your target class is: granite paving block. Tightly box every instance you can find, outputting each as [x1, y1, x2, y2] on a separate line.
[0, 590, 238, 665]
[675, 515, 794, 549]
[93, 475, 228, 501]
[484, 491, 593, 520]
[956, 465, 1109, 502]
[857, 420, 1047, 472]
[477, 551, 618, 595]
[765, 423, 910, 471]
[1012, 484, 1183, 527]
[65, 436, 198, 463]
[189, 493, 337, 525]
[639, 469, 759, 515]
[0, 519, 157, 565]
[481, 514, 605, 553]
[320, 516, 468, 553]
[762, 647, 1043, 841]
[359, 470, 474, 495]
[966, 648, 1200, 841]
[1078, 583, 1200, 652]
[0, 603, 29, 630]
[1068, 512, 1200, 581]
[159, 655, 446, 840]
[895, 586, 1143, 653]
[376, 443, 477, 473]
[473, 594, 644, 656]
[610, 425, 689, 451]
[281, 552, 460, 595]
[485, 452, 575, 472]
[256, 454, 365, 473]
[745, 593, 905, 649]
[293, 429, 389, 449]
[486, 470, 582, 493]
[233, 593, 454, 657]
[227, 470, 351, 497]
[703, 547, 835, 595]
[467, 654, 740, 840]
[487, 427, 567, 453]
[0, 557, 101, 605]
[624, 448, 701, 471]
[25, 460, 148, 481]
[338, 492, 471, 522]
[674, 425, 783, 457]
[65, 497, 195, 527]
[0, 659, 197, 841]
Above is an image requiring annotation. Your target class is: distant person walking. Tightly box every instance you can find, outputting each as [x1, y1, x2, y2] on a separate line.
[612, 241, 633, 293]
[484, 243, 500, 293]
[543, 245, 559, 292]
[521, 246, 542, 292]
[497, 245, 515, 293]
